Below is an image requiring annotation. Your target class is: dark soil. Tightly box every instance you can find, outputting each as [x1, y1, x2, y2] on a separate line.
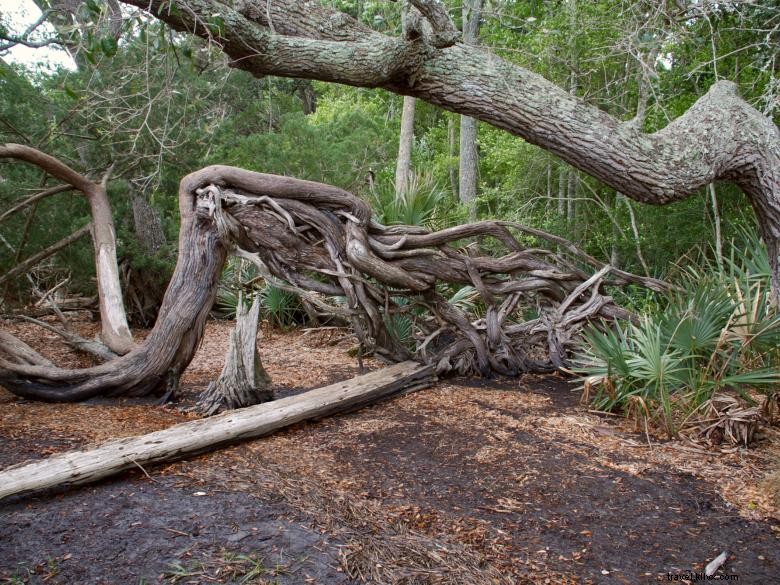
[1, 475, 347, 584]
[1, 320, 778, 584]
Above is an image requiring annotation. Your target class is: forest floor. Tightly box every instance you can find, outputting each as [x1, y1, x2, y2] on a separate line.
[0, 317, 779, 585]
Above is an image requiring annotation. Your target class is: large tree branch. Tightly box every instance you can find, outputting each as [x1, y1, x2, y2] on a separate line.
[122, 0, 780, 293]
[1, 166, 657, 399]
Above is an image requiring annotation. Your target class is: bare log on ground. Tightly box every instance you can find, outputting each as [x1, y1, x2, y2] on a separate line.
[0, 361, 435, 501]
[0, 166, 668, 401]
[196, 293, 272, 415]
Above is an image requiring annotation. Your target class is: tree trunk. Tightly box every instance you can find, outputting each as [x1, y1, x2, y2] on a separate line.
[196, 293, 273, 415]
[0, 360, 436, 501]
[558, 166, 567, 217]
[567, 168, 578, 227]
[131, 191, 166, 254]
[119, 0, 780, 295]
[709, 183, 723, 270]
[458, 0, 481, 219]
[296, 79, 318, 115]
[0, 144, 134, 354]
[395, 95, 416, 196]
[447, 116, 458, 200]
[0, 165, 667, 401]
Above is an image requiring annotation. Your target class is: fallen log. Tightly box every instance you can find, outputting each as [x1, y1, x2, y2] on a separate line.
[0, 360, 435, 501]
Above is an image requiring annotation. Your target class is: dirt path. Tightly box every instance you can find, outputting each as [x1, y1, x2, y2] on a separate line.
[1, 319, 778, 584]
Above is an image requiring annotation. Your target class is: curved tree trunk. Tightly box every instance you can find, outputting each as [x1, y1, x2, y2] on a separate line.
[0, 144, 134, 354]
[120, 0, 780, 296]
[0, 166, 229, 400]
[0, 165, 666, 401]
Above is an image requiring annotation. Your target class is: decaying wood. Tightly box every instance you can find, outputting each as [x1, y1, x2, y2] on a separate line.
[196, 293, 272, 415]
[0, 331, 54, 367]
[0, 361, 435, 501]
[0, 167, 668, 401]
[18, 316, 117, 363]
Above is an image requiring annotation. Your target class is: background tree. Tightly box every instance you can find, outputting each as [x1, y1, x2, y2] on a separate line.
[458, 0, 482, 219]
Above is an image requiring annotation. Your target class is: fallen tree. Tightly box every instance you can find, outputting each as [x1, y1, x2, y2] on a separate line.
[0, 166, 666, 401]
[0, 360, 435, 501]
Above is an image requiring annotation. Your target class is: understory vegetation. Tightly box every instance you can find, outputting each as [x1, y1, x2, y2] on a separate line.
[576, 233, 779, 442]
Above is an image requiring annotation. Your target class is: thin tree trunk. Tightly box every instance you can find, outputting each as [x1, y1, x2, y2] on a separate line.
[395, 95, 416, 196]
[618, 193, 650, 276]
[459, 115, 478, 218]
[567, 168, 577, 227]
[558, 166, 567, 216]
[546, 160, 552, 212]
[709, 183, 723, 270]
[447, 116, 458, 200]
[458, 0, 482, 219]
[297, 79, 317, 114]
[610, 192, 621, 269]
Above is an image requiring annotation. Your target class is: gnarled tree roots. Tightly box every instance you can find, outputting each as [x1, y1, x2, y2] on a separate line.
[0, 166, 671, 401]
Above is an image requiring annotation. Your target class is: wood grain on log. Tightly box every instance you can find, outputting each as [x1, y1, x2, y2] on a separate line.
[0, 361, 435, 501]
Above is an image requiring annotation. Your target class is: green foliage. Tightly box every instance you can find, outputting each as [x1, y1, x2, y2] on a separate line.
[213, 258, 304, 330]
[2, 0, 778, 328]
[210, 89, 397, 192]
[260, 284, 304, 330]
[575, 235, 780, 437]
[367, 171, 446, 227]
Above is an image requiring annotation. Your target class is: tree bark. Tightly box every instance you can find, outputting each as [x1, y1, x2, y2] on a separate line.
[0, 144, 134, 354]
[458, 0, 481, 219]
[395, 95, 416, 196]
[119, 0, 780, 295]
[131, 190, 166, 254]
[447, 116, 458, 200]
[0, 165, 666, 400]
[196, 293, 273, 415]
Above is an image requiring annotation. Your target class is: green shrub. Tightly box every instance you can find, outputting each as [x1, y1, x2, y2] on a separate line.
[575, 233, 780, 438]
[367, 171, 446, 228]
[213, 257, 304, 329]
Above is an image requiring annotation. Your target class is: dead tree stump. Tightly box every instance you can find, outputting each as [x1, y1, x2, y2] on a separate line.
[196, 293, 272, 415]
